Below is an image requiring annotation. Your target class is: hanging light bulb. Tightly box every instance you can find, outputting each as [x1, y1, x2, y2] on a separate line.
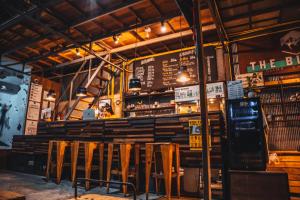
[46, 89, 56, 101]
[161, 21, 167, 33]
[113, 34, 120, 44]
[176, 65, 190, 83]
[145, 26, 151, 38]
[76, 86, 87, 97]
[76, 48, 80, 56]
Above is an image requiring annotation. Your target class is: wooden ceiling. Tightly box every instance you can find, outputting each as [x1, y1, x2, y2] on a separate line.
[0, 0, 299, 78]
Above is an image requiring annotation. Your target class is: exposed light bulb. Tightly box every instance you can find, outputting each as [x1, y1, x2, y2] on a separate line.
[76, 48, 80, 56]
[113, 35, 120, 44]
[161, 21, 167, 33]
[145, 27, 151, 38]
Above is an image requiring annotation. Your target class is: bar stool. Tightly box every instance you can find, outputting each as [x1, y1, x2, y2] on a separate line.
[145, 143, 181, 200]
[71, 141, 104, 190]
[45, 140, 71, 184]
[106, 143, 140, 195]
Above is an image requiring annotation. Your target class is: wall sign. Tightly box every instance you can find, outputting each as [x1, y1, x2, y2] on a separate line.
[175, 85, 200, 102]
[25, 82, 43, 135]
[235, 72, 264, 88]
[189, 120, 211, 150]
[227, 80, 244, 100]
[133, 47, 217, 91]
[206, 82, 225, 99]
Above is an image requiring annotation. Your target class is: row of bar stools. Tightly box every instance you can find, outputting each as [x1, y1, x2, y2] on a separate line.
[145, 143, 180, 200]
[71, 141, 104, 190]
[106, 143, 140, 195]
[46, 140, 71, 184]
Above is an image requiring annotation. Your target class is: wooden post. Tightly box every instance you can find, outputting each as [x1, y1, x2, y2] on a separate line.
[193, 0, 212, 200]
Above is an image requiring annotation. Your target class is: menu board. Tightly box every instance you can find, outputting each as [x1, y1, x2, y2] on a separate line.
[134, 47, 217, 91]
[227, 80, 244, 100]
[175, 85, 200, 102]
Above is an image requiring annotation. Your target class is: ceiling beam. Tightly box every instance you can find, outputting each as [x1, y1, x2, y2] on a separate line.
[174, 0, 193, 28]
[43, 25, 216, 71]
[0, 0, 63, 32]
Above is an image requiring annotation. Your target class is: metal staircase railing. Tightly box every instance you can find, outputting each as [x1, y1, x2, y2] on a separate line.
[64, 54, 110, 120]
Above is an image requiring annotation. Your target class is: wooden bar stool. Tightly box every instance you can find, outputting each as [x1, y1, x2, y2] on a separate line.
[45, 140, 71, 184]
[71, 141, 104, 190]
[106, 143, 140, 195]
[145, 143, 181, 200]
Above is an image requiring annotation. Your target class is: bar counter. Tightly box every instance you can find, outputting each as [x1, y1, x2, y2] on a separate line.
[11, 112, 224, 170]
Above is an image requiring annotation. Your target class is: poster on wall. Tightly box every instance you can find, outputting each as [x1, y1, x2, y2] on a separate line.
[25, 82, 43, 135]
[227, 80, 244, 100]
[27, 101, 41, 120]
[206, 82, 225, 99]
[24, 120, 38, 135]
[189, 120, 211, 150]
[235, 72, 264, 88]
[175, 85, 200, 102]
[29, 83, 43, 102]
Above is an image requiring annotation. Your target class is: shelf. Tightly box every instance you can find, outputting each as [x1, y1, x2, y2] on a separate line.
[262, 101, 300, 105]
[124, 91, 174, 99]
[124, 105, 175, 112]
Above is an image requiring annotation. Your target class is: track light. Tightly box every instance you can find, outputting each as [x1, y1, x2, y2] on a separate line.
[113, 34, 120, 44]
[145, 26, 151, 38]
[76, 86, 87, 97]
[161, 21, 167, 33]
[129, 78, 141, 91]
[76, 48, 80, 56]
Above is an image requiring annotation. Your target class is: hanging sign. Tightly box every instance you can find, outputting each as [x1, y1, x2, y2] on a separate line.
[227, 80, 244, 100]
[175, 85, 200, 102]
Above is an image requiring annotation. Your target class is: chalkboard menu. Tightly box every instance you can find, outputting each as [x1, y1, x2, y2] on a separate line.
[133, 47, 217, 91]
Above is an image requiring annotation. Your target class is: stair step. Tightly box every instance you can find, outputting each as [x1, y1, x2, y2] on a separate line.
[69, 115, 81, 120]
[96, 75, 109, 81]
[74, 107, 84, 111]
[90, 84, 105, 90]
[87, 91, 98, 97]
[80, 98, 94, 104]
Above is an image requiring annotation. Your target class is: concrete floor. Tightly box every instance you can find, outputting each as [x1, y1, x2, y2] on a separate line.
[0, 170, 200, 200]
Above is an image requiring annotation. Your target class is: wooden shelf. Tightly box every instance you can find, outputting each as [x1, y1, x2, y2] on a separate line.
[262, 101, 300, 105]
[124, 91, 174, 99]
[124, 105, 175, 112]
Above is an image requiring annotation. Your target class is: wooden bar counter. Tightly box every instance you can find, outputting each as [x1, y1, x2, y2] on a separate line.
[12, 112, 224, 169]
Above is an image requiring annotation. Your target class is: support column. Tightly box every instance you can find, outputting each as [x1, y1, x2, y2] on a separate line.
[193, 0, 211, 200]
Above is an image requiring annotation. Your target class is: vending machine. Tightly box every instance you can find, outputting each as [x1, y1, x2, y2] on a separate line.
[226, 98, 267, 170]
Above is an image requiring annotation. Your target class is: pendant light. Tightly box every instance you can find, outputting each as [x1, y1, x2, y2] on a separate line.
[129, 18, 142, 92]
[46, 89, 56, 101]
[76, 86, 87, 97]
[176, 15, 190, 83]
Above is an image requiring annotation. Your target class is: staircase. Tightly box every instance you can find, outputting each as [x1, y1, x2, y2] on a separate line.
[54, 54, 122, 120]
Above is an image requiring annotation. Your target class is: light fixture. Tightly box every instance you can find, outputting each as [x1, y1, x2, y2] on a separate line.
[129, 17, 142, 92]
[129, 78, 141, 91]
[46, 89, 56, 101]
[145, 26, 151, 38]
[176, 65, 190, 83]
[113, 34, 120, 44]
[76, 86, 87, 97]
[76, 48, 80, 56]
[161, 21, 167, 33]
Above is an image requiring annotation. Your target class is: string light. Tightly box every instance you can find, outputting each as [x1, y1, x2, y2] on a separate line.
[145, 26, 151, 38]
[161, 21, 167, 33]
